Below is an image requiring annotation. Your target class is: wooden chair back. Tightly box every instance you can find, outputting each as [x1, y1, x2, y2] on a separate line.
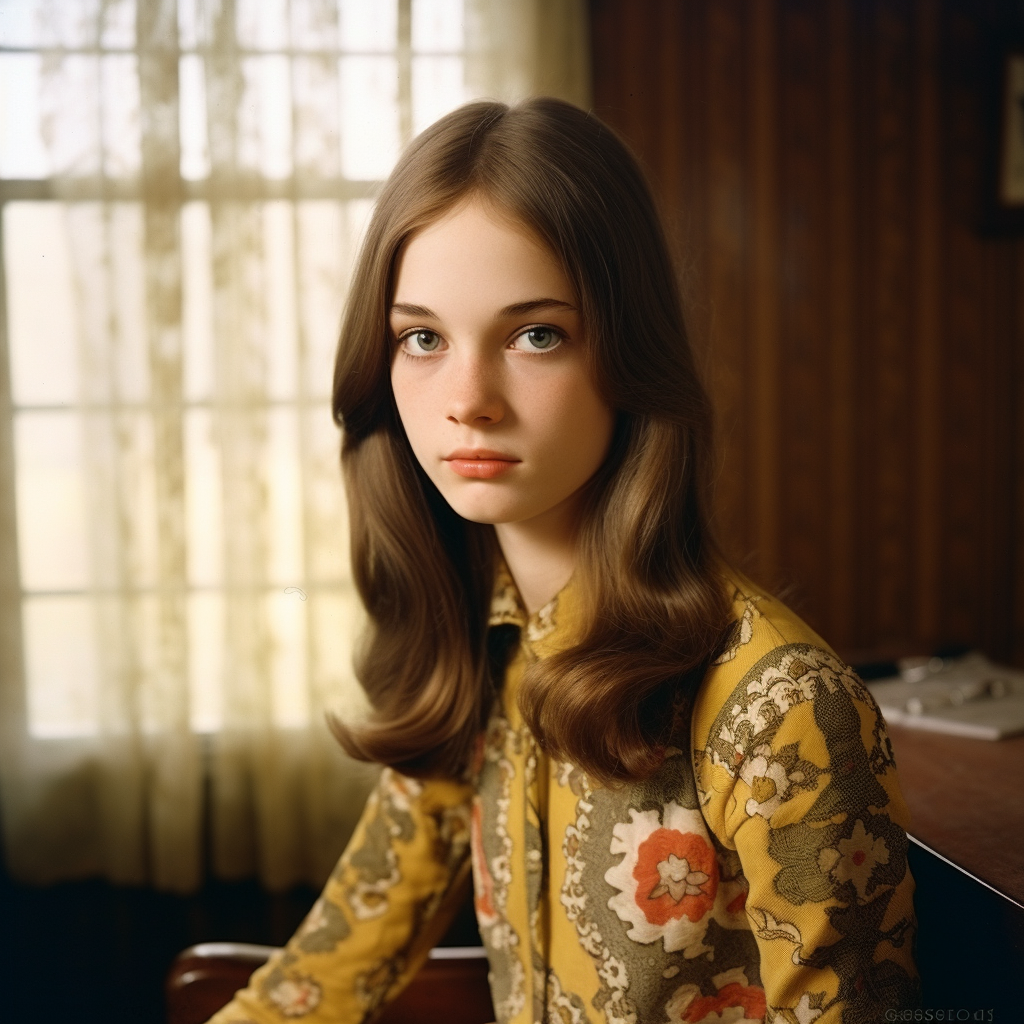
[166, 942, 495, 1024]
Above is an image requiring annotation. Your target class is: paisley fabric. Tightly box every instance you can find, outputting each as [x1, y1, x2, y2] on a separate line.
[207, 572, 917, 1024]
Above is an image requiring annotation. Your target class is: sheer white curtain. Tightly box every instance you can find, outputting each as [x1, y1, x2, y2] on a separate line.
[0, 0, 589, 893]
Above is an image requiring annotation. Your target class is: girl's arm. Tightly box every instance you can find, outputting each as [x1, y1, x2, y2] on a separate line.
[694, 605, 918, 1020]
[204, 767, 474, 1024]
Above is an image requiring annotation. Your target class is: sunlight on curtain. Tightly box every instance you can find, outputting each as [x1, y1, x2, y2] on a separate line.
[0, 0, 589, 892]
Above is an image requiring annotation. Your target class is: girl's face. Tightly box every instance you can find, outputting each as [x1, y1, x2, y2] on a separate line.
[389, 197, 615, 533]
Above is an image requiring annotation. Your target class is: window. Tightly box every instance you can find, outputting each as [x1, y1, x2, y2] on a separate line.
[0, 0, 587, 891]
[0, 0, 473, 739]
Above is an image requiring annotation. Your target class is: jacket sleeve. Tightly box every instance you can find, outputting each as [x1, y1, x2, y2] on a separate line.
[205, 767, 475, 1024]
[695, 640, 918, 1022]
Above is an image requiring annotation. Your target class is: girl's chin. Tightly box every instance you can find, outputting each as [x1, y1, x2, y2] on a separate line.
[437, 482, 582, 531]
[441, 496, 537, 527]
[450, 507, 523, 526]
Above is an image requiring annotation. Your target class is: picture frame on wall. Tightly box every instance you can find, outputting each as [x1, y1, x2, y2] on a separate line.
[982, 45, 1024, 233]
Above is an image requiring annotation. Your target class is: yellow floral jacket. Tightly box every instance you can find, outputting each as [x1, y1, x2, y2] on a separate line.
[207, 571, 918, 1024]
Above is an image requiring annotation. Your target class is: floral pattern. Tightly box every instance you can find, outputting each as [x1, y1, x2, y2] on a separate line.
[713, 590, 761, 665]
[818, 818, 890, 902]
[340, 768, 419, 921]
[665, 968, 766, 1023]
[737, 742, 820, 820]
[780, 992, 827, 1024]
[471, 798, 499, 928]
[206, 579, 917, 1024]
[472, 705, 527, 1023]
[489, 564, 527, 629]
[606, 803, 721, 956]
[699, 643, 917, 1018]
[526, 594, 559, 643]
[264, 975, 322, 1018]
[546, 969, 592, 1024]
[750, 908, 803, 959]
[295, 897, 350, 954]
[560, 764, 638, 1024]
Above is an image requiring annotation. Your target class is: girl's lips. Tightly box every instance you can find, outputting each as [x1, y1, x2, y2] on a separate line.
[444, 450, 520, 479]
[446, 458, 519, 479]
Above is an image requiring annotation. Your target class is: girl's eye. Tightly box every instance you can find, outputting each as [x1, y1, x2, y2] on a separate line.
[512, 327, 562, 352]
[401, 329, 443, 354]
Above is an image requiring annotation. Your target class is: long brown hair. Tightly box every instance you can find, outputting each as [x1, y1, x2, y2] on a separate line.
[330, 98, 732, 784]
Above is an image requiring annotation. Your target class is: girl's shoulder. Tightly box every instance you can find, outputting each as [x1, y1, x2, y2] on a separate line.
[690, 578, 886, 772]
[687, 577, 908, 866]
[703, 576, 837, 682]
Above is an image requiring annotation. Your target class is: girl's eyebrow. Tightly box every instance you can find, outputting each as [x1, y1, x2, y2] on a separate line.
[390, 302, 436, 318]
[389, 298, 577, 319]
[498, 298, 577, 318]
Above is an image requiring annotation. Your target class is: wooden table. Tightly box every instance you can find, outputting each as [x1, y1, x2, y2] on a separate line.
[886, 724, 1024, 907]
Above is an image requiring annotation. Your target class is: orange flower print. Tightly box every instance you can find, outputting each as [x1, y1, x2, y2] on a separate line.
[470, 798, 498, 927]
[633, 829, 718, 926]
[665, 967, 766, 1024]
[606, 803, 744, 958]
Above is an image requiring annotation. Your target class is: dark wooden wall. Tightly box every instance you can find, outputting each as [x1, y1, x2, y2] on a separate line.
[590, 0, 1024, 667]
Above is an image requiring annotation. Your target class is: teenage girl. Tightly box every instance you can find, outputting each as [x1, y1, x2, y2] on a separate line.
[207, 98, 917, 1024]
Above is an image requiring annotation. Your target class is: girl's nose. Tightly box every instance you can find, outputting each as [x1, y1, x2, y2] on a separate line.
[445, 355, 506, 425]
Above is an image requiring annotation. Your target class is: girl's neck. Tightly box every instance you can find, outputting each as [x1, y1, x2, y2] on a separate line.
[493, 496, 580, 615]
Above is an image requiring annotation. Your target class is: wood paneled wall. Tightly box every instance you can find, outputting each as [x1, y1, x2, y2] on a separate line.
[590, 0, 1024, 666]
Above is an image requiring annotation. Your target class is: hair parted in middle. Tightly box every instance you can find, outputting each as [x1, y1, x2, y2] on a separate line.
[331, 97, 732, 785]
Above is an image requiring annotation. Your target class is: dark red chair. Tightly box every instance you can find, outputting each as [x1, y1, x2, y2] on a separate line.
[166, 941, 495, 1024]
